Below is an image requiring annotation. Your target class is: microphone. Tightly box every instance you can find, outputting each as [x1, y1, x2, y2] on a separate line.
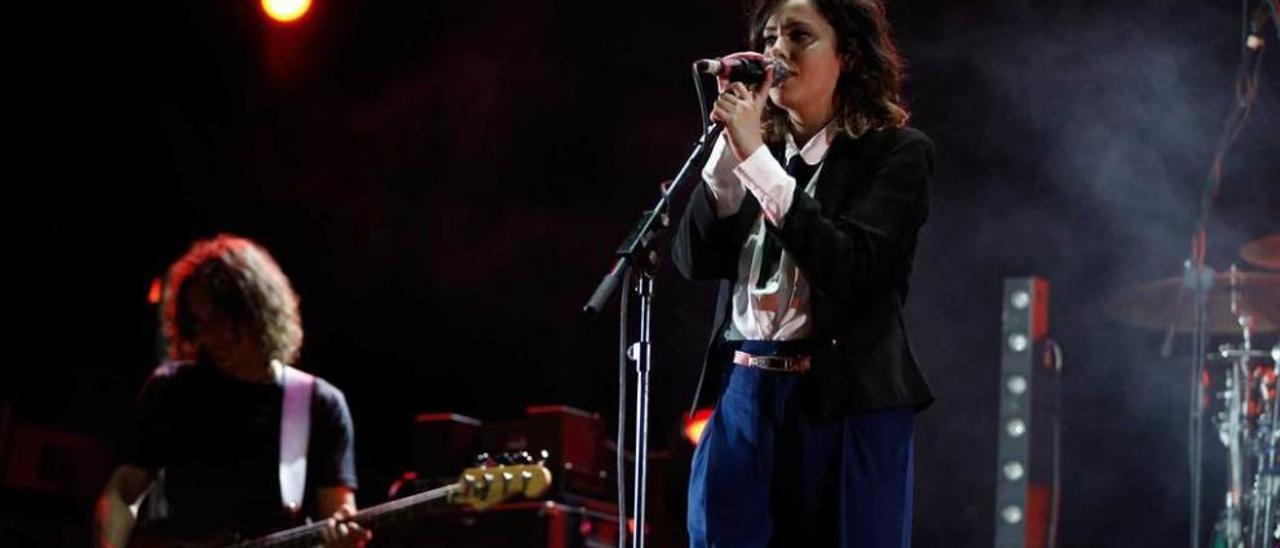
[1247, 0, 1278, 50]
[695, 57, 791, 87]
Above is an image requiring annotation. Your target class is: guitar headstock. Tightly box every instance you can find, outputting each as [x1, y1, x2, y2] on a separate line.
[450, 451, 553, 510]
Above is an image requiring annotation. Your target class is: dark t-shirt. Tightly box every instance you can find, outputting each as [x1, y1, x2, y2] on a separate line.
[122, 360, 358, 538]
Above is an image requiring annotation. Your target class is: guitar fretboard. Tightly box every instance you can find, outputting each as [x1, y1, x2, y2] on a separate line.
[230, 483, 461, 548]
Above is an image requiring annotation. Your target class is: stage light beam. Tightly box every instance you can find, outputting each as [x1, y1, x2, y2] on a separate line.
[683, 408, 714, 445]
[148, 277, 163, 304]
[261, 0, 310, 23]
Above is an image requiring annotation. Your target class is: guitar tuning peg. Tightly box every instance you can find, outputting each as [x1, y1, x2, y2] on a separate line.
[538, 449, 550, 463]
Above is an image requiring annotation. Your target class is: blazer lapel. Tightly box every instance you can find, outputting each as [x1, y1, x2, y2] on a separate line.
[814, 133, 859, 217]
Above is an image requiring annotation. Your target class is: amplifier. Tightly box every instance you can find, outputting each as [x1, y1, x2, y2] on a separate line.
[478, 405, 612, 501]
[412, 413, 483, 485]
[1, 422, 110, 502]
[372, 500, 619, 548]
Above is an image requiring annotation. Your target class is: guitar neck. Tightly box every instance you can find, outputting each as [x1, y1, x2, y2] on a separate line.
[230, 483, 461, 548]
[225, 461, 552, 547]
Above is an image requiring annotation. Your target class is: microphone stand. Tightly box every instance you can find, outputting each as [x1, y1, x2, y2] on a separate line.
[583, 121, 724, 548]
[1176, 6, 1271, 544]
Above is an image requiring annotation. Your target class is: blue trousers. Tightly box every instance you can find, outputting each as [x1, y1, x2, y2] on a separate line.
[687, 341, 916, 548]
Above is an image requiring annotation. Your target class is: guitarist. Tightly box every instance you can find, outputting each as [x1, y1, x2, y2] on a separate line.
[94, 235, 371, 547]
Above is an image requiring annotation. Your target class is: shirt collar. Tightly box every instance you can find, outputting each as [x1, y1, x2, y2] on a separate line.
[784, 122, 837, 166]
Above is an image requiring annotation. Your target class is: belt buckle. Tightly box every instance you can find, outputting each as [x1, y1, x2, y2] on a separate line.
[750, 355, 791, 371]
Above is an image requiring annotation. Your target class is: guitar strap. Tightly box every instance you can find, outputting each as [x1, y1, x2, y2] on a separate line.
[279, 362, 315, 512]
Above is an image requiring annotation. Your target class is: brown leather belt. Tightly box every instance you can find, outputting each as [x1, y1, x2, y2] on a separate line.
[732, 351, 811, 373]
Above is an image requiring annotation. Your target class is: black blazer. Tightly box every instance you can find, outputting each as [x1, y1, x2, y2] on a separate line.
[673, 126, 935, 420]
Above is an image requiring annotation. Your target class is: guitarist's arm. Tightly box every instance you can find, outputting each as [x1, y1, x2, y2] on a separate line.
[93, 465, 155, 548]
[317, 486, 371, 547]
[306, 382, 369, 547]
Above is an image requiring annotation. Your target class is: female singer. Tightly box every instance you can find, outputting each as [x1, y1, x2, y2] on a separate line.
[673, 0, 935, 545]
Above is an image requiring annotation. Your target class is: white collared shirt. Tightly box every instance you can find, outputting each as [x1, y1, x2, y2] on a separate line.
[701, 125, 836, 341]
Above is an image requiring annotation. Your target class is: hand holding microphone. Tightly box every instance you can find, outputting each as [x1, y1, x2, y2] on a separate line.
[696, 53, 792, 91]
[701, 52, 784, 161]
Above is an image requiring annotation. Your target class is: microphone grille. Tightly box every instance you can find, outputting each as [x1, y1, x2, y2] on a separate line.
[768, 58, 792, 86]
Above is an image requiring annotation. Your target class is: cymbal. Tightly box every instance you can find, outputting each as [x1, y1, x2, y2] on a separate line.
[1107, 271, 1280, 334]
[1241, 234, 1280, 270]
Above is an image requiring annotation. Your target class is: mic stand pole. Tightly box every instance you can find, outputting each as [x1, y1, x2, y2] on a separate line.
[1189, 257, 1211, 548]
[584, 122, 725, 548]
[1177, 8, 1274, 542]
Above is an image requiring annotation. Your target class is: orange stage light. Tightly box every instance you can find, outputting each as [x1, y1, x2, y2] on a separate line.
[147, 277, 163, 305]
[683, 407, 714, 445]
[261, 0, 311, 23]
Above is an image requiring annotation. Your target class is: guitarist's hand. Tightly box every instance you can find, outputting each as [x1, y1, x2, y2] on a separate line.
[321, 507, 371, 548]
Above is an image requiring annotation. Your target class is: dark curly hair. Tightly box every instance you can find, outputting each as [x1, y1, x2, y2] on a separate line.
[162, 234, 303, 364]
[749, 0, 910, 142]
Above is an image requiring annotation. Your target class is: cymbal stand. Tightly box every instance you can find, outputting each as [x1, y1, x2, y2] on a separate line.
[1225, 341, 1245, 547]
[1264, 343, 1274, 542]
[1265, 343, 1280, 545]
[1226, 269, 1246, 546]
[1188, 261, 1213, 548]
[1236, 294, 1277, 548]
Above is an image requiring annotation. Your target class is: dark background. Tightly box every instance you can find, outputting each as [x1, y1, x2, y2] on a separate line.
[3, 0, 1278, 545]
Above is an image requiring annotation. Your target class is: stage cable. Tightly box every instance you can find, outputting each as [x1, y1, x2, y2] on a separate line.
[617, 267, 632, 547]
[1186, 2, 1268, 545]
[1045, 339, 1064, 548]
[693, 63, 711, 136]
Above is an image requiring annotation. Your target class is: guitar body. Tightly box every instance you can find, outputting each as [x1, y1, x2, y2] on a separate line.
[126, 461, 553, 548]
[126, 507, 301, 548]
[127, 510, 305, 548]
[127, 524, 236, 548]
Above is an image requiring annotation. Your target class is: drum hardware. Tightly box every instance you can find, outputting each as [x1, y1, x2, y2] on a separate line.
[1241, 234, 1280, 272]
[1105, 271, 1279, 335]
[1111, 265, 1280, 547]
